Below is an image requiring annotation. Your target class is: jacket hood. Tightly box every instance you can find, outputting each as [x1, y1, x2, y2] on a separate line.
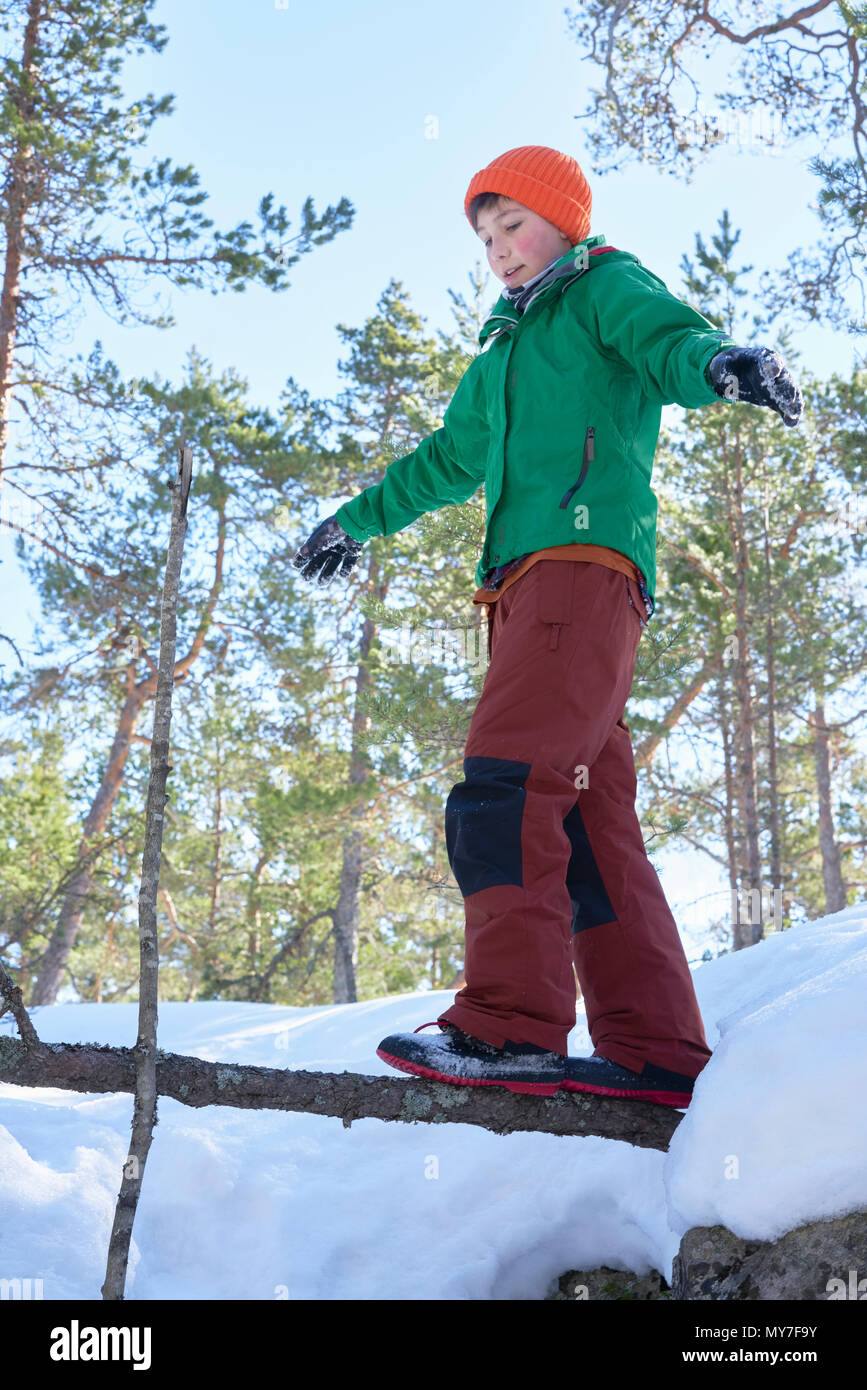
[478, 233, 638, 348]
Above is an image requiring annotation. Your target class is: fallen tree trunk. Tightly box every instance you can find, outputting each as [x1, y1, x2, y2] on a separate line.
[0, 1036, 681, 1151]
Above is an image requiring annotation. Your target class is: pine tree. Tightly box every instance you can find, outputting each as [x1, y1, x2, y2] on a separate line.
[8, 348, 315, 1003]
[0, 0, 353, 655]
[641, 214, 867, 945]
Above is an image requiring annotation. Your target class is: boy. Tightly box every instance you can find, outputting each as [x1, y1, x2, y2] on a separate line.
[292, 145, 802, 1108]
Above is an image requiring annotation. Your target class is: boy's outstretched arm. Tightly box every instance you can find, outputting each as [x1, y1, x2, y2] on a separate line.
[291, 360, 489, 586]
[583, 261, 803, 425]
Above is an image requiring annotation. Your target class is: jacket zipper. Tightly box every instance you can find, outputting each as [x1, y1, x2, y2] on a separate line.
[558, 426, 594, 509]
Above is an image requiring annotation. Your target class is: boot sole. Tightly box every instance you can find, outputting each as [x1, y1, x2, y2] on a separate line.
[376, 1048, 562, 1096]
[560, 1078, 692, 1108]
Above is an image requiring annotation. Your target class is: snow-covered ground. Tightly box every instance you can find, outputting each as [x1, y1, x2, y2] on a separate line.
[1, 907, 865, 1300]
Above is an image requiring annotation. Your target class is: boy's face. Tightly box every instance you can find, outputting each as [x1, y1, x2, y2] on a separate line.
[475, 197, 574, 288]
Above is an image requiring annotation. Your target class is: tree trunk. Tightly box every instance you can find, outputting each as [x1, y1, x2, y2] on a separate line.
[0, 1036, 680, 1152]
[333, 823, 362, 1002]
[810, 695, 847, 914]
[0, 0, 42, 492]
[761, 486, 783, 915]
[247, 854, 266, 990]
[332, 548, 385, 1003]
[726, 431, 763, 946]
[208, 737, 224, 938]
[29, 680, 151, 1004]
[101, 440, 192, 1301]
[718, 676, 742, 946]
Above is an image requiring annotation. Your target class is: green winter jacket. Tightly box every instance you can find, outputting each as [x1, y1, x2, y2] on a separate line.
[334, 232, 737, 609]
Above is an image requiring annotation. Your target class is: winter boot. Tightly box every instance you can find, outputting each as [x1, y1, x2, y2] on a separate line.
[376, 1021, 566, 1096]
[562, 1053, 697, 1108]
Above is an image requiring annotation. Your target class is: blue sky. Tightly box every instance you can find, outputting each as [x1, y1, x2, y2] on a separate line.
[2, 0, 858, 951]
[99, 0, 854, 401]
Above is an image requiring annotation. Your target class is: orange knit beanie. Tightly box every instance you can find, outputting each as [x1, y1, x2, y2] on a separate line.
[464, 145, 592, 246]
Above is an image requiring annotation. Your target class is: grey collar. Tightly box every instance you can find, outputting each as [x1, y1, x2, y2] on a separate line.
[501, 254, 566, 315]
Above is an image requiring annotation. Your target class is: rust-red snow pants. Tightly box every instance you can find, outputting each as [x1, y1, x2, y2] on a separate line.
[438, 559, 712, 1079]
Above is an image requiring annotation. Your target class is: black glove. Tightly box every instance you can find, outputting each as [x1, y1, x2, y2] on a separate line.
[291, 513, 365, 586]
[708, 345, 803, 427]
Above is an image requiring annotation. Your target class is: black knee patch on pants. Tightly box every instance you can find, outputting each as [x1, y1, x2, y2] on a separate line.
[445, 756, 531, 897]
[564, 798, 616, 933]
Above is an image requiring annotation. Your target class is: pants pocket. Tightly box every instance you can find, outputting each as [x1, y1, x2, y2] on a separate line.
[536, 559, 577, 650]
[624, 573, 647, 637]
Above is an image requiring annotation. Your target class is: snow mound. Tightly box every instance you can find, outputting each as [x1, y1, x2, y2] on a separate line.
[2, 908, 865, 1298]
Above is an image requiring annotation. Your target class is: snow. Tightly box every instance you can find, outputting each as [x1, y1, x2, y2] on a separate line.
[1, 907, 865, 1300]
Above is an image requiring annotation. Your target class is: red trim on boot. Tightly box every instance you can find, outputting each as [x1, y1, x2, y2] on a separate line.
[560, 1077, 692, 1108]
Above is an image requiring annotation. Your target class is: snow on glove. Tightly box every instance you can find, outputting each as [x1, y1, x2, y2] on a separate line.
[291, 513, 365, 586]
[708, 345, 803, 427]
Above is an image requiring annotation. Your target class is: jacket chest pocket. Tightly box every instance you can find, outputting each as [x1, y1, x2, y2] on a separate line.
[558, 425, 594, 510]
